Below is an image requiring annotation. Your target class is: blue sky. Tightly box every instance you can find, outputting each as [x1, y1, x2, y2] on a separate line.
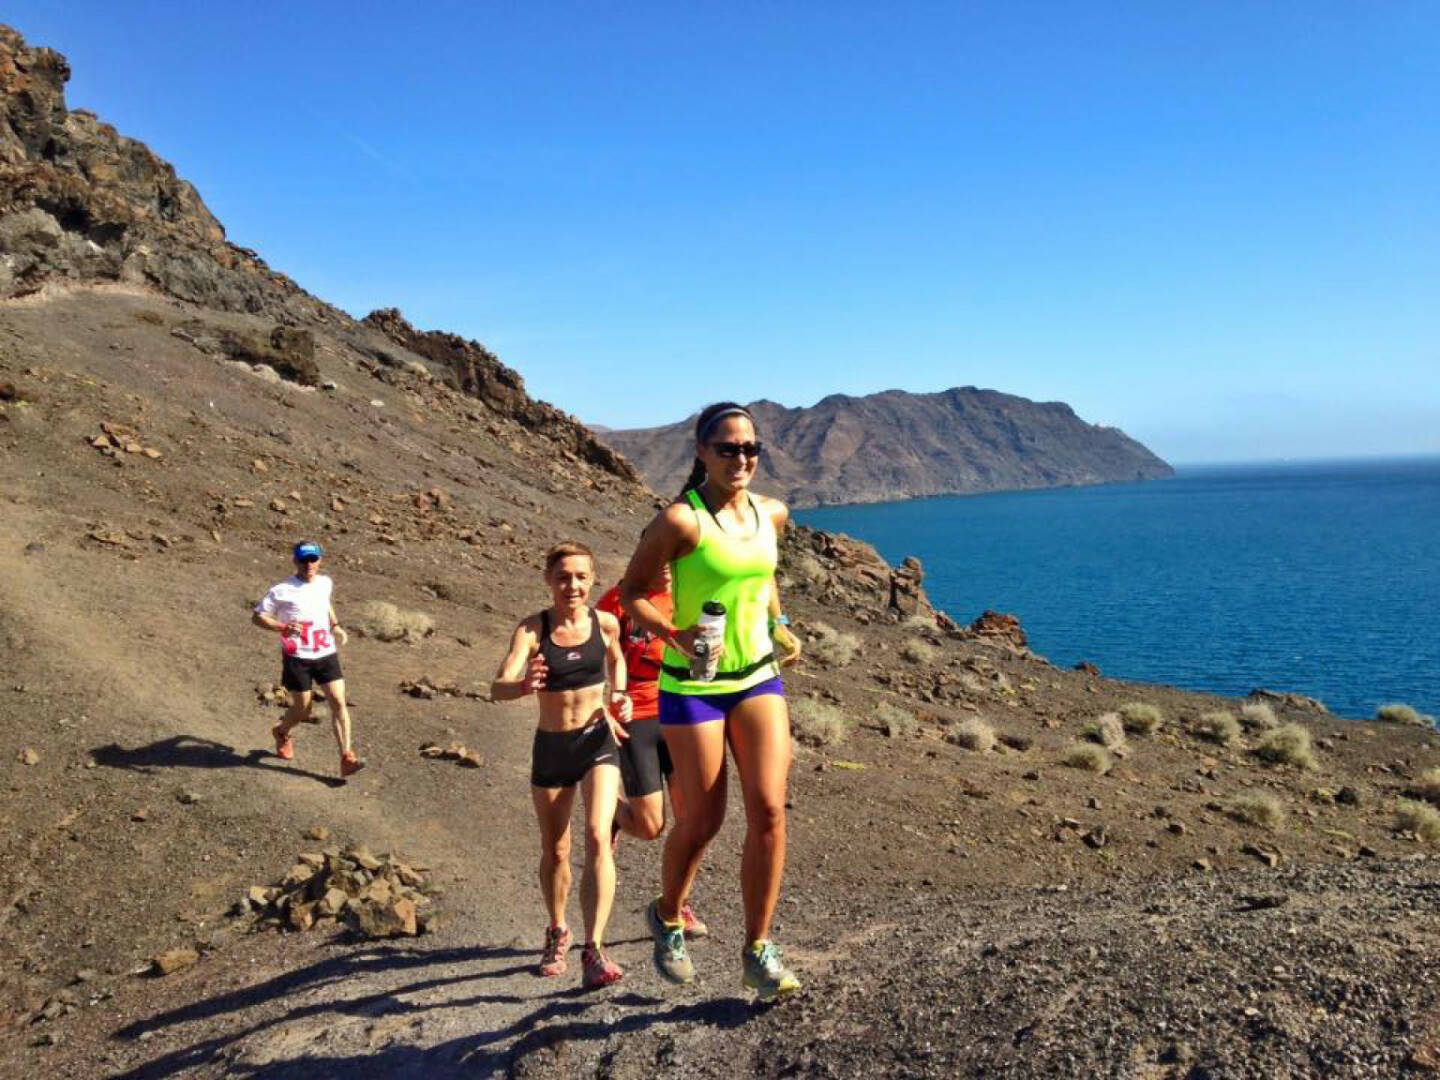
[11, 2, 1439, 462]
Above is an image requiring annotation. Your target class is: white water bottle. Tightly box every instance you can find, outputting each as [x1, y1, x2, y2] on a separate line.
[690, 602, 727, 682]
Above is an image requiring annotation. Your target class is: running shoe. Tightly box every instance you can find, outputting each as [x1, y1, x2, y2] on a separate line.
[538, 924, 571, 977]
[339, 751, 366, 778]
[581, 944, 624, 989]
[271, 724, 294, 761]
[646, 898, 694, 984]
[679, 903, 709, 939]
[742, 940, 801, 1002]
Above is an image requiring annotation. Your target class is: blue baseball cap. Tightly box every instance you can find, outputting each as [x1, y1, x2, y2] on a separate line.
[293, 541, 323, 561]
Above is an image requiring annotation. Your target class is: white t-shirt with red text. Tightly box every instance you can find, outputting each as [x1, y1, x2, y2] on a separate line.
[255, 575, 337, 660]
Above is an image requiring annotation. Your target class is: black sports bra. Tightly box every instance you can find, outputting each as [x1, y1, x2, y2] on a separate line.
[538, 608, 606, 692]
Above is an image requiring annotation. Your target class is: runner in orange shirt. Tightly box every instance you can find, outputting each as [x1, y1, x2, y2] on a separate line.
[595, 555, 708, 938]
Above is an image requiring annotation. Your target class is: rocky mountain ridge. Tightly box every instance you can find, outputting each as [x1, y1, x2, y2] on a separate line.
[605, 386, 1174, 507]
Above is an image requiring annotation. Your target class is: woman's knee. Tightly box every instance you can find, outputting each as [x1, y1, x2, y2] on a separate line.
[582, 826, 612, 861]
[745, 796, 786, 837]
[541, 834, 571, 863]
[633, 806, 666, 841]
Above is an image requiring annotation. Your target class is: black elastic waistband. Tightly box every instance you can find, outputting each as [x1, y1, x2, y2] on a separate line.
[661, 652, 776, 682]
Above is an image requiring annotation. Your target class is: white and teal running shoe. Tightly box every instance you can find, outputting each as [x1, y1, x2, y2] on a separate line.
[647, 899, 695, 984]
[742, 940, 801, 1002]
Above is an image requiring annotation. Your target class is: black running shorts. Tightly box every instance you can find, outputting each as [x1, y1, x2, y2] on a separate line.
[618, 716, 673, 798]
[531, 721, 619, 789]
[281, 653, 344, 693]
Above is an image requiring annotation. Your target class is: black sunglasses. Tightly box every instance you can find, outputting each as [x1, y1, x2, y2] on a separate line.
[297, 554, 321, 564]
[710, 441, 764, 459]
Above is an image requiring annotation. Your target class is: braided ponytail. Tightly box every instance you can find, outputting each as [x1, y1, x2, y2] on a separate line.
[679, 457, 707, 496]
[680, 401, 753, 496]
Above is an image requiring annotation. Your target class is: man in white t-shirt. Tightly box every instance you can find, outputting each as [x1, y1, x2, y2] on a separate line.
[252, 541, 365, 778]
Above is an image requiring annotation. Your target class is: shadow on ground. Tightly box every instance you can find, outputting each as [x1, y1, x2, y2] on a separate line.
[109, 941, 754, 1079]
[91, 735, 343, 787]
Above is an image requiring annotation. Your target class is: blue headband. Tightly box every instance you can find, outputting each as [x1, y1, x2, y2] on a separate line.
[698, 406, 753, 442]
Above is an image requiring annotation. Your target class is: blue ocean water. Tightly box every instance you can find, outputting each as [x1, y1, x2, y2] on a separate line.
[796, 457, 1440, 722]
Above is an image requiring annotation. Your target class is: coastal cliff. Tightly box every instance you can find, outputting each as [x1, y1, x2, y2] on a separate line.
[603, 387, 1174, 507]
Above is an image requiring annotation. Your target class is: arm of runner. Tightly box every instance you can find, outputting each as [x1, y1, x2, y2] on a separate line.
[769, 574, 802, 667]
[619, 504, 709, 657]
[490, 619, 545, 701]
[759, 497, 801, 666]
[251, 590, 296, 637]
[597, 610, 632, 741]
[329, 604, 348, 646]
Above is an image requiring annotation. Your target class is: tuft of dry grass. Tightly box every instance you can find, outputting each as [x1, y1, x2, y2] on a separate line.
[1060, 743, 1112, 774]
[1252, 723, 1318, 770]
[874, 701, 916, 739]
[1119, 702, 1164, 735]
[1377, 702, 1427, 727]
[901, 638, 936, 665]
[1084, 712, 1128, 752]
[1409, 768, 1440, 804]
[350, 601, 435, 643]
[1229, 792, 1287, 829]
[785, 551, 829, 589]
[904, 613, 936, 629]
[1396, 798, 1440, 843]
[789, 699, 854, 747]
[807, 622, 860, 668]
[1239, 701, 1279, 731]
[946, 717, 996, 752]
[1191, 711, 1242, 747]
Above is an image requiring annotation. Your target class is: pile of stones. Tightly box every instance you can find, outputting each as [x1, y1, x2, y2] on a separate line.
[235, 843, 440, 938]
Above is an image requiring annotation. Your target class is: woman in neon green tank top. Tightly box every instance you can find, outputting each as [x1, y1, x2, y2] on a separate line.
[619, 402, 805, 1002]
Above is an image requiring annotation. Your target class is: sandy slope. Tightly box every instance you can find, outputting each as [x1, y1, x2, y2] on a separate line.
[2, 288, 1440, 1079]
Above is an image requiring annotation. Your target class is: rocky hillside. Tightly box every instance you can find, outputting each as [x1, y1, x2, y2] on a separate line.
[605, 387, 1174, 507]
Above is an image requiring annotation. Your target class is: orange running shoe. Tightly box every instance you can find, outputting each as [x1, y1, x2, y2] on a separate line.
[340, 751, 366, 777]
[581, 944, 624, 989]
[271, 724, 294, 761]
[538, 925, 571, 977]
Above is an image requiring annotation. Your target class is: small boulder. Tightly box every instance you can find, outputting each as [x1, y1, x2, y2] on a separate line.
[151, 948, 199, 976]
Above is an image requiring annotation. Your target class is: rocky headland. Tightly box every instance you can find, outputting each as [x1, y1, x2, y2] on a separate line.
[603, 388, 1174, 508]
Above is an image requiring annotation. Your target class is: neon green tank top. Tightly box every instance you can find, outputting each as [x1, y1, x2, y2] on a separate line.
[659, 488, 779, 696]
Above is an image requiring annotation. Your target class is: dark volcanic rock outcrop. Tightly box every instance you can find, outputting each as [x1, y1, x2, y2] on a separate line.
[605, 387, 1174, 507]
[361, 308, 640, 482]
[0, 25, 335, 320]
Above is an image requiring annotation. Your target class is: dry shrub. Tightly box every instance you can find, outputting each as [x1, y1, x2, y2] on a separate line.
[1252, 724, 1318, 770]
[1060, 743, 1112, 774]
[790, 699, 854, 747]
[1409, 768, 1440, 804]
[904, 613, 935, 629]
[807, 622, 859, 668]
[786, 552, 829, 589]
[350, 601, 435, 643]
[874, 701, 916, 738]
[1377, 703, 1427, 727]
[1396, 798, 1440, 843]
[947, 717, 995, 752]
[1229, 792, 1287, 829]
[998, 732, 1034, 752]
[1084, 712, 1128, 752]
[1191, 711, 1241, 747]
[1240, 701, 1279, 731]
[1119, 702, 1164, 735]
[901, 638, 936, 664]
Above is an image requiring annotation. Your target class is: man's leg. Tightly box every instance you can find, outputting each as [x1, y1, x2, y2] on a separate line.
[319, 678, 354, 756]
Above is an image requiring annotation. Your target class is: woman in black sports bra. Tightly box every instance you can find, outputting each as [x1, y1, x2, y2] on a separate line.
[492, 541, 632, 989]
